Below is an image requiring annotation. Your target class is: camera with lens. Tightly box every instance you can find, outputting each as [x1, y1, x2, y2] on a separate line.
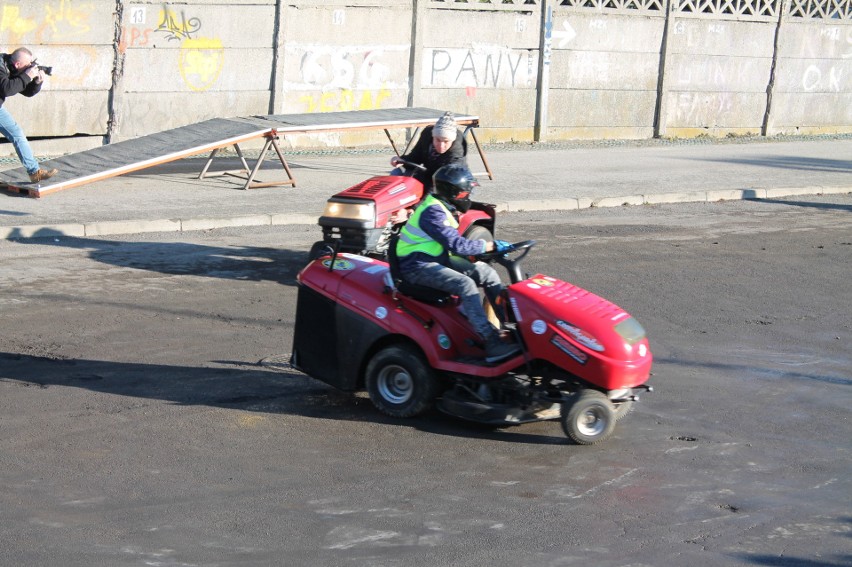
[24, 61, 52, 76]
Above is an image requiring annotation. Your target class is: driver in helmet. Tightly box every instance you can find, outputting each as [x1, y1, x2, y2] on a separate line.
[394, 164, 521, 363]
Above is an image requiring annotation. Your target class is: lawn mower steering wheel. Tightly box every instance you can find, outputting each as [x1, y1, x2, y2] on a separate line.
[480, 239, 536, 261]
[393, 158, 427, 172]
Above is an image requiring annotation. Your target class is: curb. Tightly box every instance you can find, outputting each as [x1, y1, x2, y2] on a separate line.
[2, 187, 850, 241]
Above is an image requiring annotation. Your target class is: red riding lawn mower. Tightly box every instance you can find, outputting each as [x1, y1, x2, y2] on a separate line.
[291, 240, 654, 445]
[308, 159, 495, 260]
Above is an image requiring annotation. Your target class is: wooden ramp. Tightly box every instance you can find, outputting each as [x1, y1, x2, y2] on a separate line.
[0, 108, 490, 198]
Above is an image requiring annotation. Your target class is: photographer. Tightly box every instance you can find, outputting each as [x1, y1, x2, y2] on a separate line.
[0, 47, 57, 183]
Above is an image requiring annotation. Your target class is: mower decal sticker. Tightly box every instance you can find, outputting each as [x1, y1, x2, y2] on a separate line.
[532, 277, 554, 287]
[399, 194, 418, 206]
[375, 306, 388, 320]
[611, 312, 629, 322]
[639, 344, 647, 357]
[556, 320, 605, 352]
[551, 335, 588, 365]
[388, 184, 408, 195]
[438, 334, 451, 350]
[364, 265, 387, 274]
[321, 258, 355, 271]
[509, 298, 523, 322]
[531, 319, 547, 335]
[526, 283, 541, 290]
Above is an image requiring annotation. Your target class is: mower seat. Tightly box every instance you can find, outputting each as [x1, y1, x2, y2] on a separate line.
[387, 234, 454, 306]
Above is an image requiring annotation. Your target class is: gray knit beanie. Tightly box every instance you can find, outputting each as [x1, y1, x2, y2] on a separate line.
[432, 112, 458, 141]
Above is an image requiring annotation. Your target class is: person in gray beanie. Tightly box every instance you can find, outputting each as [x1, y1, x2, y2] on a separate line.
[390, 111, 467, 191]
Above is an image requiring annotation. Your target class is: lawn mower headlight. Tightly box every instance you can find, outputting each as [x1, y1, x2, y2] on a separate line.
[322, 200, 376, 223]
[614, 318, 646, 345]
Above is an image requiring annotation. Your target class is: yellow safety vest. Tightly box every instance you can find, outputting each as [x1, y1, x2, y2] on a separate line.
[396, 195, 457, 258]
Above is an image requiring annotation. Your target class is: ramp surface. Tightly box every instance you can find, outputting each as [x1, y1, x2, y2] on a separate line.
[0, 108, 479, 198]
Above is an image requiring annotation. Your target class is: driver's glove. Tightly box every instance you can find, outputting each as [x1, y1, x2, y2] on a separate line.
[494, 240, 512, 253]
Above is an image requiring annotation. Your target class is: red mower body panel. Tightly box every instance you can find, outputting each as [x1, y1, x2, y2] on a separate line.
[507, 274, 653, 390]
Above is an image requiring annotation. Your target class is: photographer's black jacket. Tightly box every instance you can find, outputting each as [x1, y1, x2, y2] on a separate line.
[399, 125, 468, 188]
[0, 53, 41, 108]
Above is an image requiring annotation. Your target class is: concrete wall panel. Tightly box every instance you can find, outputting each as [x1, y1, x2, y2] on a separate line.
[421, 10, 540, 49]
[120, 4, 276, 50]
[27, 45, 114, 91]
[668, 54, 772, 93]
[549, 90, 657, 128]
[666, 91, 766, 129]
[545, 11, 662, 135]
[767, 19, 852, 132]
[774, 58, 852, 93]
[279, 86, 410, 116]
[122, 48, 273, 92]
[550, 51, 660, 91]
[276, 4, 413, 115]
[0, 0, 116, 46]
[663, 17, 777, 133]
[556, 12, 664, 53]
[5, 91, 108, 136]
[421, 47, 538, 90]
[770, 92, 852, 128]
[117, 91, 270, 139]
[417, 89, 536, 142]
[668, 18, 776, 58]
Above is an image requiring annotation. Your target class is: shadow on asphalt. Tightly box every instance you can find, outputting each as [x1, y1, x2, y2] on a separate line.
[698, 154, 852, 175]
[762, 198, 852, 212]
[8, 234, 306, 286]
[0, 352, 570, 446]
[734, 549, 852, 567]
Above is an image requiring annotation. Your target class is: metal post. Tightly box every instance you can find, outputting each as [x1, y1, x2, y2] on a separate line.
[534, 0, 553, 142]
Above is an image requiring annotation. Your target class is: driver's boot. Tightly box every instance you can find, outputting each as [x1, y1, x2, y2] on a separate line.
[484, 335, 522, 363]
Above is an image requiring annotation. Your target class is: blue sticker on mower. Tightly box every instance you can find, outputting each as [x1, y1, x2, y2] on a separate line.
[321, 259, 355, 271]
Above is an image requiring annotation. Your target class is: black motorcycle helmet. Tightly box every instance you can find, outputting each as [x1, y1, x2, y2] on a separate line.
[432, 164, 478, 213]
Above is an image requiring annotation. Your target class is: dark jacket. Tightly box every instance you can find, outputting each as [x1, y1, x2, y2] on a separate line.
[0, 53, 41, 108]
[400, 125, 467, 188]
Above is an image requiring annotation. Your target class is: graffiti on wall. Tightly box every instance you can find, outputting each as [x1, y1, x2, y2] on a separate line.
[675, 58, 756, 89]
[284, 44, 409, 112]
[802, 64, 843, 92]
[671, 92, 734, 125]
[797, 26, 849, 93]
[120, 5, 224, 92]
[0, 1, 102, 88]
[178, 37, 225, 92]
[0, 0, 94, 44]
[422, 47, 537, 89]
[155, 6, 201, 42]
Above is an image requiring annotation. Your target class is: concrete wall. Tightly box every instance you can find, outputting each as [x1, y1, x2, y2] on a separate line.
[0, 0, 849, 158]
[274, 1, 413, 147]
[769, 16, 852, 135]
[547, 8, 664, 140]
[413, 7, 542, 143]
[661, 16, 777, 137]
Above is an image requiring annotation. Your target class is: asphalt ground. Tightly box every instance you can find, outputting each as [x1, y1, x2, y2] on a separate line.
[0, 135, 850, 240]
[1, 199, 850, 566]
